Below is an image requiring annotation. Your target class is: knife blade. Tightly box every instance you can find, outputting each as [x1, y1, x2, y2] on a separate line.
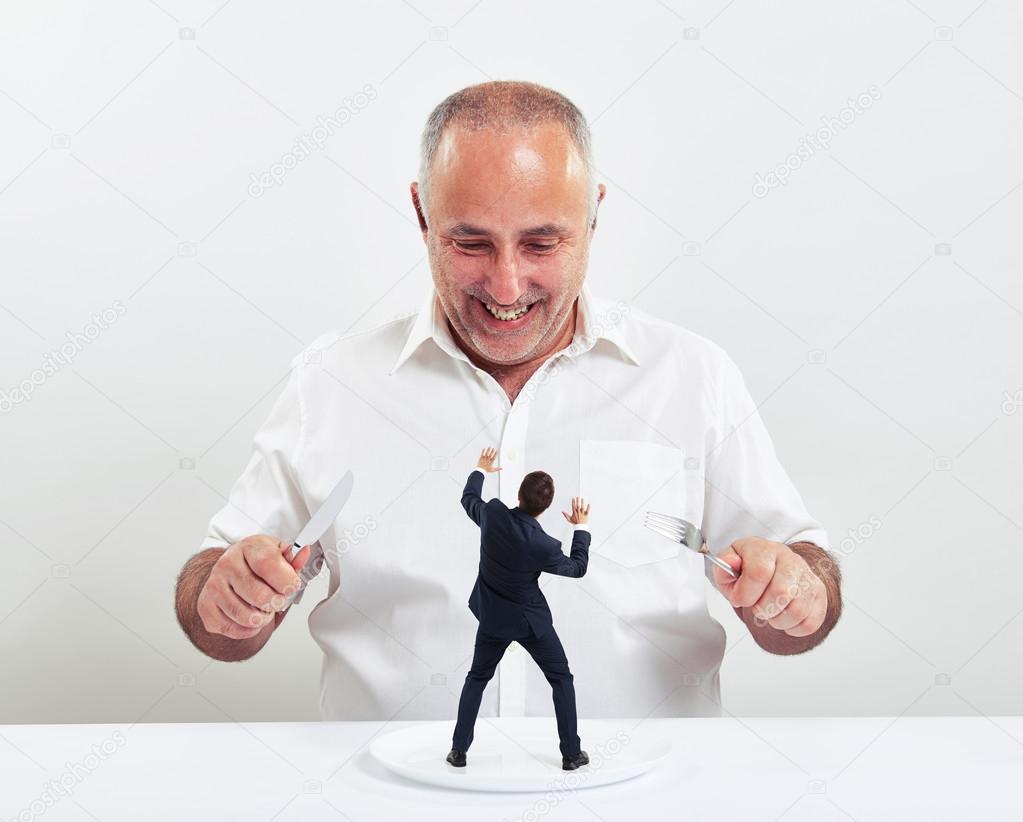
[280, 469, 354, 609]
[290, 469, 354, 559]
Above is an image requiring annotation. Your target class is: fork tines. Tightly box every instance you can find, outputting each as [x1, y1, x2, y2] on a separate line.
[644, 511, 687, 527]
[643, 511, 692, 546]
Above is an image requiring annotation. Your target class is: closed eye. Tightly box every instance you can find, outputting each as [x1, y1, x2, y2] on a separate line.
[453, 242, 487, 252]
[451, 241, 558, 254]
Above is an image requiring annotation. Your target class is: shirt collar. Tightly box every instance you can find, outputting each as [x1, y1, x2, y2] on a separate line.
[388, 280, 641, 375]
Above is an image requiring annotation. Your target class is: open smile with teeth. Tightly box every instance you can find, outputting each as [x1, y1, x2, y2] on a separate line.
[483, 300, 534, 321]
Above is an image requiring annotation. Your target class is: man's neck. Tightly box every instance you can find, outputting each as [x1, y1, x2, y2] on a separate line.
[451, 298, 579, 403]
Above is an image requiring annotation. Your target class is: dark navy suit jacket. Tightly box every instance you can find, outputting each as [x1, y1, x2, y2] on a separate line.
[460, 469, 590, 639]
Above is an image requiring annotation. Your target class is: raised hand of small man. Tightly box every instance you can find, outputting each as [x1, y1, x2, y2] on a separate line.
[476, 446, 502, 473]
[562, 497, 590, 525]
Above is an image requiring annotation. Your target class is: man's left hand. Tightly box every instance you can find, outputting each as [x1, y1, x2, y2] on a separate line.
[711, 537, 828, 637]
[475, 446, 502, 473]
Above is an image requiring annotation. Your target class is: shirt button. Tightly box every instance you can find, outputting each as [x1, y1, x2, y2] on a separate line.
[506, 448, 518, 461]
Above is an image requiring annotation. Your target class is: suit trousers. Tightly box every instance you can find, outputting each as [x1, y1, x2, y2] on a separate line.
[452, 622, 581, 758]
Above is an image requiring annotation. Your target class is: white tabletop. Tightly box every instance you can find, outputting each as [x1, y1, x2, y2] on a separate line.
[0, 716, 1018, 821]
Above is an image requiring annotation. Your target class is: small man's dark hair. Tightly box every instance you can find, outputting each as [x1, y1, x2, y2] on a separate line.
[518, 470, 554, 516]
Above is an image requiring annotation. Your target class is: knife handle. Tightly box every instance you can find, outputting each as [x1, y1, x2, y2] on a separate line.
[280, 542, 317, 609]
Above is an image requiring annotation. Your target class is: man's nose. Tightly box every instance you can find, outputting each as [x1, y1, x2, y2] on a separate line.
[486, 247, 525, 306]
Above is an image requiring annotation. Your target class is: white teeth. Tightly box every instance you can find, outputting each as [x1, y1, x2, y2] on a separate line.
[484, 301, 530, 321]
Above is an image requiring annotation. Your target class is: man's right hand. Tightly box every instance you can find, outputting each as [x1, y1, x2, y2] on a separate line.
[562, 496, 590, 526]
[197, 535, 312, 640]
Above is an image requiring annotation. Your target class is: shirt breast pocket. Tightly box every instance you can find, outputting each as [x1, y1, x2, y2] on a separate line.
[579, 439, 699, 569]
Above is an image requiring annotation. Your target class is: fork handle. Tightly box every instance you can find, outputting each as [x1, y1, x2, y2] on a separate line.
[702, 550, 738, 579]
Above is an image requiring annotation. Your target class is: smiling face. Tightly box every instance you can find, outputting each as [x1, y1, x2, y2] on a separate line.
[412, 121, 604, 368]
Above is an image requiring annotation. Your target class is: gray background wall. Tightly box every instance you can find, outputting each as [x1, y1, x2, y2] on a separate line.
[1, 0, 1020, 725]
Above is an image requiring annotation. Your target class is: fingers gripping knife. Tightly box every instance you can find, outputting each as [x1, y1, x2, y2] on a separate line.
[643, 511, 738, 579]
[281, 470, 354, 608]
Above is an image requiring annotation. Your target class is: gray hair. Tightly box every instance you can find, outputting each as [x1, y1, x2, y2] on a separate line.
[417, 80, 598, 231]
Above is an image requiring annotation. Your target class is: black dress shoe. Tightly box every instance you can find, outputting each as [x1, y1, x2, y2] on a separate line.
[562, 750, 589, 770]
[446, 747, 467, 767]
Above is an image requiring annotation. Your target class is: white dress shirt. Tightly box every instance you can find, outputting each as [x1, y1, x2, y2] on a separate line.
[200, 280, 830, 721]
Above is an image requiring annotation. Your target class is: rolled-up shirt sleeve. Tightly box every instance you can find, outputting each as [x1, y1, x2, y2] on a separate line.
[701, 350, 830, 583]
[198, 358, 317, 602]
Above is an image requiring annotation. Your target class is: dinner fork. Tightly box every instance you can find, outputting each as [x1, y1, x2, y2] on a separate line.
[643, 512, 738, 579]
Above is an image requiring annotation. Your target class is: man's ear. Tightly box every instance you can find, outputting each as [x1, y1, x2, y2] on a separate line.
[590, 183, 606, 231]
[410, 182, 429, 236]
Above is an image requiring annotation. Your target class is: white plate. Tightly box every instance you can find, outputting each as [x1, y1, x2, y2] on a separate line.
[369, 717, 671, 792]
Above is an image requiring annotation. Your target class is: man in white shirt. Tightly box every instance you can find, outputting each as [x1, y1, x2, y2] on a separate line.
[175, 80, 842, 723]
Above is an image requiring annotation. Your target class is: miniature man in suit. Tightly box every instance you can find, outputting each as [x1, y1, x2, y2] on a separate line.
[447, 446, 592, 771]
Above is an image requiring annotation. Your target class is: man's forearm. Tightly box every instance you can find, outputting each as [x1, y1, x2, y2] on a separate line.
[734, 541, 842, 655]
[174, 547, 283, 662]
